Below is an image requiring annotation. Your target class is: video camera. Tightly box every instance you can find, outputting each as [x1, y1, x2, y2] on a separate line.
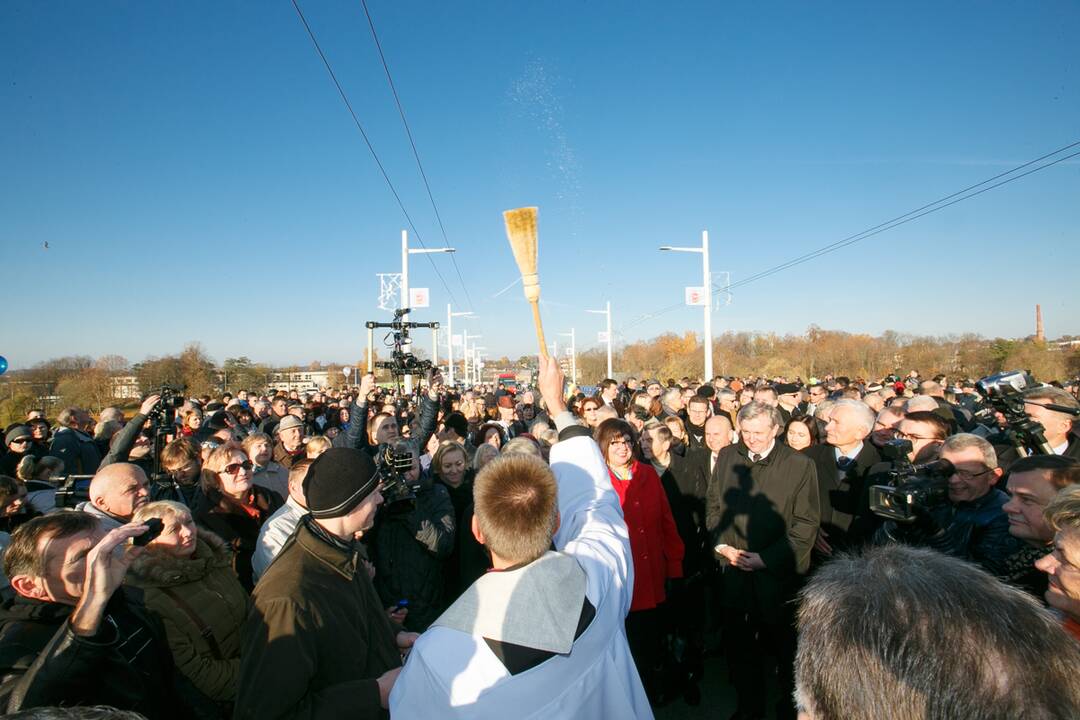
[868, 439, 955, 523]
[146, 385, 185, 428]
[974, 370, 1080, 457]
[51, 474, 95, 509]
[366, 308, 439, 378]
[375, 440, 421, 510]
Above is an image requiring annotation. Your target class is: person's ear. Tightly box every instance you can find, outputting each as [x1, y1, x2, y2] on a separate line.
[92, 494, 110, 512]
[471, 514, 485, 545]
[10, 574, 49, 601]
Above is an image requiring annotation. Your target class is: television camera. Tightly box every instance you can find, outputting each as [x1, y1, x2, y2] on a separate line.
[975, 370, 1080, 457]
[868, 438, 955, 524]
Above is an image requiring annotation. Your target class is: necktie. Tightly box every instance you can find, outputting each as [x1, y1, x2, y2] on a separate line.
[751, 453, 761, 463]
[837, 456, 854, 471]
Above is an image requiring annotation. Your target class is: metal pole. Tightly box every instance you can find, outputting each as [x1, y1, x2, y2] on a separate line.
[606, 301, 613, 379]
[367, 326, 374, 378]
[446, 304, 454, 385]
[703, 230, 713, 382]
[401, 230, 413, 393]
[433, 326, 439, 374]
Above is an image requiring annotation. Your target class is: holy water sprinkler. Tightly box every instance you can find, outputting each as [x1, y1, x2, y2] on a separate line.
[502, 206, 549, 359]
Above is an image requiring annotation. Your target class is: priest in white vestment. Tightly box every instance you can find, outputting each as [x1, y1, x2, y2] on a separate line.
[390, 356, 652, 719]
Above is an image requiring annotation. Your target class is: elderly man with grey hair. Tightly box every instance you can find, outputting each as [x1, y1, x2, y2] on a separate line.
[805, 399, 882, 556]
[706, 401, 819, 720]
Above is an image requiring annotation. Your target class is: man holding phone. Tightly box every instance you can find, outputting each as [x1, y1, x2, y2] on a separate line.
[0, 512, 188, 716]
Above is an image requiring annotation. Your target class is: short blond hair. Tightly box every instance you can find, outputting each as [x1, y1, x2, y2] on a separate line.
[132, 500, 191, 526]
[305, 435, 331, 459]
[474, 454, 558, 564]
[1045, 485, 1080, 533]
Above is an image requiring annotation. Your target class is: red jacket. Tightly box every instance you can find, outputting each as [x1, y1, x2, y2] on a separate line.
[608, 461, 684, 611]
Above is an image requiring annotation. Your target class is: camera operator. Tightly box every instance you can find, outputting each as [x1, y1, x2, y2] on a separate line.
[876, 433, 1025, 581]
[1022, 387, 1080, 458]
[155, 438, 203, 507]
[369, 445, 456, 632]
[0, 514, 195, 716]
[98, 394, 161, 474]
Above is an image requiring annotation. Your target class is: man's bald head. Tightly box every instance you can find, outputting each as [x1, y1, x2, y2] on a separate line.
[704, 415, 734, 454]
[90, 463, 150, 521]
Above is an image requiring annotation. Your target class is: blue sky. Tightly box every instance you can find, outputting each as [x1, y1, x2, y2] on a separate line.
[2, 1, 1078, 368]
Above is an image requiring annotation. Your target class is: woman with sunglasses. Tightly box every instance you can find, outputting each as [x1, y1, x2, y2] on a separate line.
[193, 444, 283, 592]
[596, 417, 683, 705]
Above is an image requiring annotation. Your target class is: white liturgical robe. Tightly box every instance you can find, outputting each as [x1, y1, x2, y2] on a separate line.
[389, 432, 652, 719]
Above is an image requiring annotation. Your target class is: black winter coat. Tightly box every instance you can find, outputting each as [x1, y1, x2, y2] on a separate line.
[0, 590, 200, 718]
[370, 475, 455, 632]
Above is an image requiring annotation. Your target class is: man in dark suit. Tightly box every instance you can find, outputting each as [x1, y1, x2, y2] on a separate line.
[805, 399, 882, 557]
[684, 395, 710, 451]
[707, 402, 819, 720]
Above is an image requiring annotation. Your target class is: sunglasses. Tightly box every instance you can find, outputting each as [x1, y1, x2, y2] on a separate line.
[223, 460, 254, 475]
[10, 438, 31, 446]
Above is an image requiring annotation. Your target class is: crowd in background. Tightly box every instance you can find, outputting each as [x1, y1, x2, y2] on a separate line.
[1, 366, 1080, 719]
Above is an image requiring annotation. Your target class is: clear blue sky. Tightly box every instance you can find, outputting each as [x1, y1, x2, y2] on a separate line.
[2, 1, 1078, 368]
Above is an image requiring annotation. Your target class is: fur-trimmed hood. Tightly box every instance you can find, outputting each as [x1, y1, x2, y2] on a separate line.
[126, 530, 233, 588]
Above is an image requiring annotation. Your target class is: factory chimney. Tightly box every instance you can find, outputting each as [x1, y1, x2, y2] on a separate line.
[1036, 304, 1045, 343]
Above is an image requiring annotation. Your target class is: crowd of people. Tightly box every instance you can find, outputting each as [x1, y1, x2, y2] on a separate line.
[1, 363, 1080, 719]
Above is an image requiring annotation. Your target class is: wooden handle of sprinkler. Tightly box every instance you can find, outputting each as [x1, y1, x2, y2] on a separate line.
[531, 300, 549, 359]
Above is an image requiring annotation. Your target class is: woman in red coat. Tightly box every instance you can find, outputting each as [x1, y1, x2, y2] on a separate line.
[597, 418, 684, 704]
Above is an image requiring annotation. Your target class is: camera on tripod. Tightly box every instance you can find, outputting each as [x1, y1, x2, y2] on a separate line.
[868, 439, 955, 523]
[366, 308, 440, 378]
[974, 370, 1079, 456]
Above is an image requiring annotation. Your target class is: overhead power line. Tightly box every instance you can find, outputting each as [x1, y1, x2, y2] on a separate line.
[289, 0, 459, 307]
[359, 0, 474, 312]
[620, 140, 1080, 332]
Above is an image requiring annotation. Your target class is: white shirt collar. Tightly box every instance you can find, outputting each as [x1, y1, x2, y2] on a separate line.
[835, 442, 864, 461]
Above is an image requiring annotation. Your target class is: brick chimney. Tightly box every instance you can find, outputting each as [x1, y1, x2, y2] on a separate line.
[1036, 304, 1045, 343]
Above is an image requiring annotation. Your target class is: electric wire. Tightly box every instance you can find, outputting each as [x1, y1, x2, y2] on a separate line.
[289, 0, 459, 307]
[620, 141, 1080, 332]
[359, 0, 475, 312]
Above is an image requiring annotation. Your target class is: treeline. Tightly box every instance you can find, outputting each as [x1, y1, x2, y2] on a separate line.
[3, 328, 1077, 426]
[574, 326, 1080, 385]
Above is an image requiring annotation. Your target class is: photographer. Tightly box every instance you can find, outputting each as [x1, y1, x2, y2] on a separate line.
[369, 445, 456, 632]
[154, 438, 203, 506]
[99, 394, 161, 474]
[0, 514, 192, 716]
[875, 433, 1025, 580]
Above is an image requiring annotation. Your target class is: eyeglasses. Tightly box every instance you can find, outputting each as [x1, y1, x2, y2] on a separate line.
[10, 438, 31, 446]
[952, 468, 993, 481]
[893, 430, 937, 442]
[223, 460, 254, 475]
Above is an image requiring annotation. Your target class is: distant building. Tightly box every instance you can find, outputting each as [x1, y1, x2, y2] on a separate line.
[111, 375, 140, 400]
[268, 370, 331, 393]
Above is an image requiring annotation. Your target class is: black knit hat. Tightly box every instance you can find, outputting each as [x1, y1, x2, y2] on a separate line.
[303, 447, 379, 519]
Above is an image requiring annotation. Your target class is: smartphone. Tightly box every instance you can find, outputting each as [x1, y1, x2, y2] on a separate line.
[133, 517, 165, 547]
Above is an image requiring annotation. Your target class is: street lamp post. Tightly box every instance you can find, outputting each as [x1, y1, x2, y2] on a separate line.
[660, 230, 712, 381]
[586, 301, 613, 379]
[400, 230, 454, 392]
[472, 347, 487, 386]
[446, 304, 474, 386]
[463, 331, 481, 388]
[557, 329, 577, 385]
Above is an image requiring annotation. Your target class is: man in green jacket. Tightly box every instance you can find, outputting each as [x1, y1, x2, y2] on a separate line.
[235, 448, 416, 719]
